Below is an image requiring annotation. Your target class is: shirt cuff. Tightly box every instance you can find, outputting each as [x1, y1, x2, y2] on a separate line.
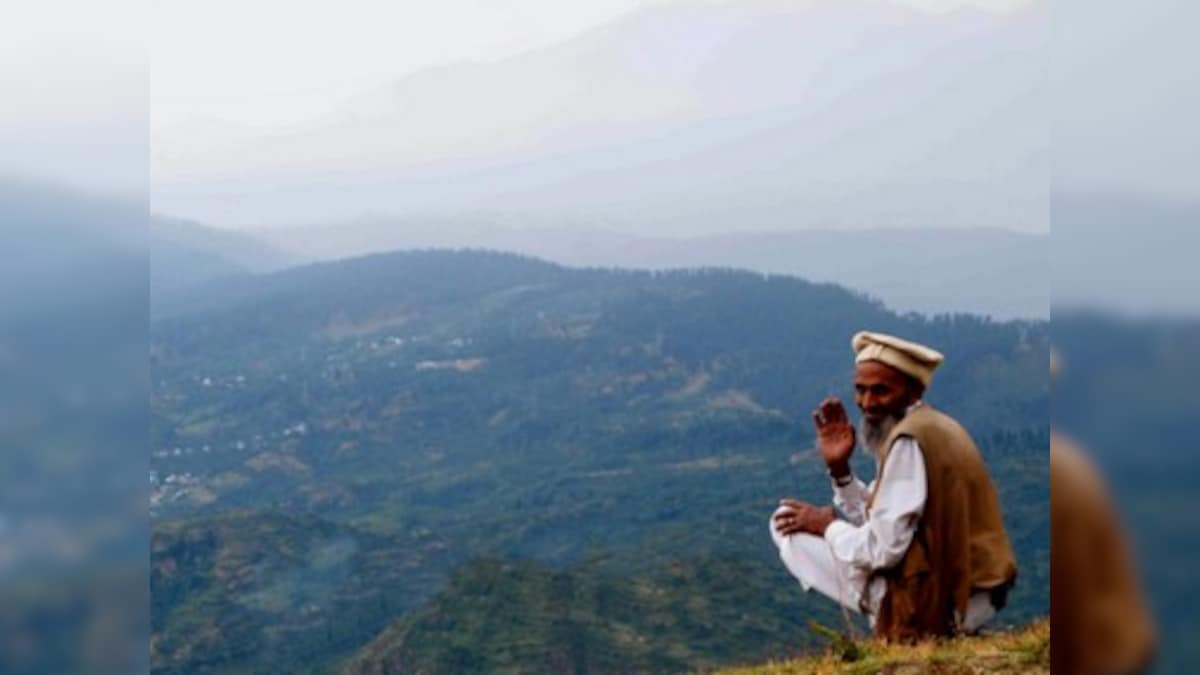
[831, 479, 862, 512]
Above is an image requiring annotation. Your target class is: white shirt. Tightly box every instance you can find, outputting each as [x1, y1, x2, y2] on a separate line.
[825, 435, 926, 612]
[820, 407, 996, 630]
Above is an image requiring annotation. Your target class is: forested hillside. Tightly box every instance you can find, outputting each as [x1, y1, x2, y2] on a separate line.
[150, 250, 1049, 673]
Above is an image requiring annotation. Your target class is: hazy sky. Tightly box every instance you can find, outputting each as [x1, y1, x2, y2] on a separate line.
[1051, 0, 1200, 201]
[152, 0, 1032, 131]
[148, 0, 1054, 232]
[1, 0, 147, 195]
[4, 0, 1191, 214]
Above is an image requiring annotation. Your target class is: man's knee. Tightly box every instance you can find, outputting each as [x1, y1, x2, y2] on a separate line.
[768, 506, 790, 548]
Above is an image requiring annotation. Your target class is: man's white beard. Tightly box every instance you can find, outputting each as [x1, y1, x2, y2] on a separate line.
[860, 412, 904, 458]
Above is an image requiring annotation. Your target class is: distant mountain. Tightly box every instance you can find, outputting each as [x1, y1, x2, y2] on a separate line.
[151, 236, 247, 294]
[150, 216, 293, 295]
[153, 0, 1047, 232]
[248, 222, 1048, 319]
[150, 249, 1048, 672]
[151, 213, 291, 279]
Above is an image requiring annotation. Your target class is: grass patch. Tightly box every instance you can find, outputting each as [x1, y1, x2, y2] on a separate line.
[715, 620, 1049, 675]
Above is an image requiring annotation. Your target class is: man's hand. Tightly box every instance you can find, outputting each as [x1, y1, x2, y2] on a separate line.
[813, 396, 855, 479]
[773, 499, 838, 537]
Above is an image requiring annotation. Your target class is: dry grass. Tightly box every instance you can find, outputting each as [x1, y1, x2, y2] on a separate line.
[716, 620, 1049, 675]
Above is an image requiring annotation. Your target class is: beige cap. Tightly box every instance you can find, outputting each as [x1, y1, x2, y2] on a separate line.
[853, 331, 945, 387]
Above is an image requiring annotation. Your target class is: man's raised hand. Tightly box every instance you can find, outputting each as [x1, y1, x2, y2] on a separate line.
[813, 396, 855, 478]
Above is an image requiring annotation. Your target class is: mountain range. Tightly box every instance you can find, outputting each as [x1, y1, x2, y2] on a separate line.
[240, 219, 1047, 319]
[153, 216, 1048, 320]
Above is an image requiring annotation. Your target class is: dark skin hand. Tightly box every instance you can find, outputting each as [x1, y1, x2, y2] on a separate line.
[773, 499, 838, 536]
[770, 397, 854, 538]
[813, 395, 856, 479]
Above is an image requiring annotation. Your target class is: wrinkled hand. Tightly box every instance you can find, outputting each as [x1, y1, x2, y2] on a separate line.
[813, 396, 855, 477]
[773, 499, 838, 537]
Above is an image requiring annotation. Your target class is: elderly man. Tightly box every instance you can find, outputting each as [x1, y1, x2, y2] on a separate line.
[769, 331, 1017, 640]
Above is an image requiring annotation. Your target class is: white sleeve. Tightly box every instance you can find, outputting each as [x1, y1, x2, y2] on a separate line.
[823, 437, 927, 572]
[831, 476, 872, 527]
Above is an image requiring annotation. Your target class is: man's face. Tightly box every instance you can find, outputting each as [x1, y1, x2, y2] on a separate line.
[854, 360, 919, 424]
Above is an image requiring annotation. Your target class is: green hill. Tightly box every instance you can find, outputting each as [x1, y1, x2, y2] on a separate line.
[151, 510, 449, 674]
[149, 249, 1049, 673]
[341, 557, 847, 675]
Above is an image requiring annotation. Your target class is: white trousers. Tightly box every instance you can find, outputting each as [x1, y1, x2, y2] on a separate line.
[768, 507, 997, 633]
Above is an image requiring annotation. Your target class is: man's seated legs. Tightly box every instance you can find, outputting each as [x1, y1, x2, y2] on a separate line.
[769, 505, 867, 615]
